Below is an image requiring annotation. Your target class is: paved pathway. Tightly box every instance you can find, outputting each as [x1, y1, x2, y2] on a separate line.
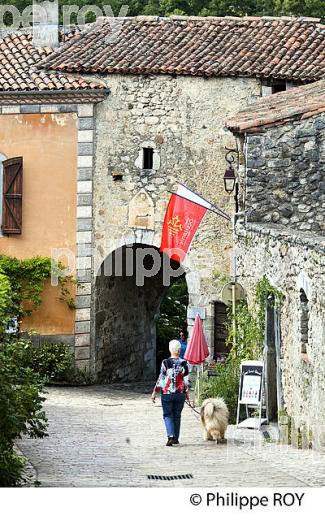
[17, 384, 325, 487]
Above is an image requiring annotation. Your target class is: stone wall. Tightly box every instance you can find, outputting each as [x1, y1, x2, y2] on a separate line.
[88, 73, 260, 379]
[235, 222, 325, 446]
[243, 114, 325, 234]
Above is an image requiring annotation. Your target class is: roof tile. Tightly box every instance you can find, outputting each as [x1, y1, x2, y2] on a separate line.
[226, 79, 325, 132]
[0, 30, 104, 92]
[40, 16, 325, 82]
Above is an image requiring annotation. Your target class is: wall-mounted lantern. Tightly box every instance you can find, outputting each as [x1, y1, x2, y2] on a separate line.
[224, 147, 239, 212]
[224, 164, 236, 194]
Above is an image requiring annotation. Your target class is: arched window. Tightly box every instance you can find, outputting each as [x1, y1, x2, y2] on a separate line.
[0, 153, 7, 236]
[300, 289, 309, 354]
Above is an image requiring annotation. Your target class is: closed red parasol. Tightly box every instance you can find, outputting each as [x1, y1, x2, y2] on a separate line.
[184, 313, 209, 364]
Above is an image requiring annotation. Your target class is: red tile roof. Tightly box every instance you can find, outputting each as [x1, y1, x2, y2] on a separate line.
[226, 79, 325, 132]
[40, 16, 325, 82]
[0, 31, 103, 91]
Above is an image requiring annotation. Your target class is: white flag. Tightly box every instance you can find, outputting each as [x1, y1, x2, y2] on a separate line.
[176, 183, 212, 210]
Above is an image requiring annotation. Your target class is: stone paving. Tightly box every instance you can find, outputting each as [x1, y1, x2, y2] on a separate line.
[17, 384, 325, 487]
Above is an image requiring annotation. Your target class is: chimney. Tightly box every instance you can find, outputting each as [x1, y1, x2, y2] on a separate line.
[32, 0, 59, 49]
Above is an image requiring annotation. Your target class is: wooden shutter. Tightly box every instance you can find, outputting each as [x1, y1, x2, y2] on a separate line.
[2, 157, 23, 235]
[214, 301, 229, 355]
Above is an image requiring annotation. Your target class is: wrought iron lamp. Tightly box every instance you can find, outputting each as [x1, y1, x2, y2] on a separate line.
[224, 164, 236, 193]
[224, 147, 239, 212]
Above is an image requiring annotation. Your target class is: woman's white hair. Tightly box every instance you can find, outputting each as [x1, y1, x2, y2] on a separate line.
[169, 340, 181, 354]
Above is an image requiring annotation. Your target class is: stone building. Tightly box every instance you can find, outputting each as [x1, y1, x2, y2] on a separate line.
[40, 16, 325, 381]
[0, 31, 105, 345]
[227, 80, 325, 446]
[1, 16, 325, 382]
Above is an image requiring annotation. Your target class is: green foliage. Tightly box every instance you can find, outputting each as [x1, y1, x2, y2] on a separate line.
[0, 338, 48, 486]
[0, 448, 27, 488]
[274, 0, 325, 17]
[0, 255, 76, 326]
[226, 300, 263, 360]
[0, 336, 93, 486]
[31, 342, 94, 385]
[156, 277, 188, 374]
[3, 0, 325, 23]
[200, 359, 241, 423]
[58, 365, 94, 385]
[29, 343, 74, 382]
[226, 275, 284, 359]
[156, 277, 189, 352]
[201, 276, 284, 422]
[213, 270, 231, 287]
[254, 275, 284, 341]
[0, 272, 12, 332]
[7, 339, 94, 385]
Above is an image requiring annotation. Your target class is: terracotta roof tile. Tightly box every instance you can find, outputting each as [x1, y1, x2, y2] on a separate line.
[0, 30, 103, 91]
[226, 79, 325, 132]
[40, 16, 325, 82]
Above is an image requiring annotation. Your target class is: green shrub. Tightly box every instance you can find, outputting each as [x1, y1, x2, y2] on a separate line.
[200, 359, 240, 424]
[0, 339, 48, 486]
[30, 342, 94, 385]
[0, 448, 26, 487]
[0, 272, 12, 333]
[3, 339, 94, 385]
[56, 365, 94, 385]
[30, 342, 74, 382]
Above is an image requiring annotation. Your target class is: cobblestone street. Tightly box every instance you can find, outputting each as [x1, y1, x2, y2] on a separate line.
[17, 385, 325, 487]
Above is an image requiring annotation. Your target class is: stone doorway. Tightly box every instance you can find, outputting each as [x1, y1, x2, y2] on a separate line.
[265, 295, 282, 422]
[95, 244, 186, 382]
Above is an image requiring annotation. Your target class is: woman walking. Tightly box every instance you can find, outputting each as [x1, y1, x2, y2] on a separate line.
[152, 340, 189, 446]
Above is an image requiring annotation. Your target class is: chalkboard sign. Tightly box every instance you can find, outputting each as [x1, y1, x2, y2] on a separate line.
[236, 360, 266, 429]
[239, 361, 263, 405]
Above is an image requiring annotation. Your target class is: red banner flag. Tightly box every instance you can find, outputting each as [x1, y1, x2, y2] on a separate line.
[160, 194, 207, 262]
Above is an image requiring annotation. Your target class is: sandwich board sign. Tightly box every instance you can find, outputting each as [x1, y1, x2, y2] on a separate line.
[236, 360, 268, 430]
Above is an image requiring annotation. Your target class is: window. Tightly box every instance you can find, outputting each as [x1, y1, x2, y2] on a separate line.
[1, 156, 23, 235]
[271, 82, 287, 94]
[143, 147, 153, 169]
[300, 289, 309, 354]
[262, 80, 300, 97]
[0, 153, 7, 235]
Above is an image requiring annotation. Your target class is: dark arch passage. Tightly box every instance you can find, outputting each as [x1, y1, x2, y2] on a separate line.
[95, 244, 186, 382]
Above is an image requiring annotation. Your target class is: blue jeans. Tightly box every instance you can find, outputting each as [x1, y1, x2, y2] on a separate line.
[161, 392, 186, 440]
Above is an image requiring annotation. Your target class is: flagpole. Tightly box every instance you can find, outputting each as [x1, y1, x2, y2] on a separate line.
[208, 207, 232, 222]
[176, 182, 231, 221]
[168, 191, 231, 222]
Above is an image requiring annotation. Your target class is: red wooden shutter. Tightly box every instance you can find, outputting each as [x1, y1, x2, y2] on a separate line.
[2, 157, 23, 235]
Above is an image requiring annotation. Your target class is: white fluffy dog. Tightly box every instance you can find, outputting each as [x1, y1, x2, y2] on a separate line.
[200, 397, 229, 442]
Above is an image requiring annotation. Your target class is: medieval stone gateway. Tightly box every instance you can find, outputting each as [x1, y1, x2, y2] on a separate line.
[94, 243, 186, 382]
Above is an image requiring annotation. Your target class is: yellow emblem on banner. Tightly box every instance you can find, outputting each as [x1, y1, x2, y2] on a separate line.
[168, 216, 183, 236]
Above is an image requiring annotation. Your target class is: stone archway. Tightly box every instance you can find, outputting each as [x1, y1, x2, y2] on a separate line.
[94, 243, 186, 382]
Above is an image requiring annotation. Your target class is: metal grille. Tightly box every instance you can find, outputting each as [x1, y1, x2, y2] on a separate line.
[148, 474, 193, 481]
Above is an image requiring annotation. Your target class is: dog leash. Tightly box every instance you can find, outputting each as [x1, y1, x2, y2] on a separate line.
[185, 399, 201, 417]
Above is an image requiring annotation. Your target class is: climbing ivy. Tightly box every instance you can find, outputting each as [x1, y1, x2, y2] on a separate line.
[226, 301, 262, 360]
[0, 272, 12, 331]
[212, 270, 231, 287]
[226, 275, 284, 361]
[255, 275, 285, 343]
[0, 255, 77, 329]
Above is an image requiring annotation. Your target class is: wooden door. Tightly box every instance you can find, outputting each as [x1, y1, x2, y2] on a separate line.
[214, 301, 229, 355]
